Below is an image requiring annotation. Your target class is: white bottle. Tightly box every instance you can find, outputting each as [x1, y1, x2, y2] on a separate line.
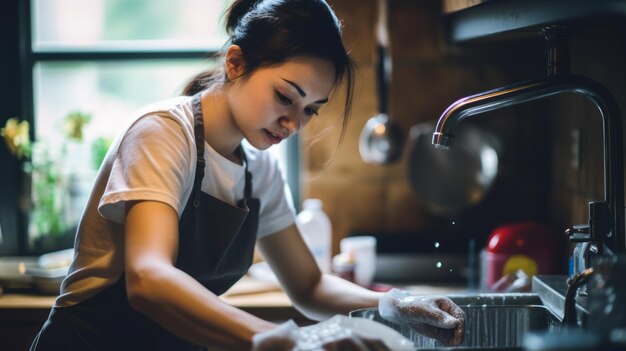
[296, 199, 332, 273]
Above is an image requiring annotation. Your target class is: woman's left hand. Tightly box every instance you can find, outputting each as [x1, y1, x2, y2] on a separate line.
[379, 289, 465, 346]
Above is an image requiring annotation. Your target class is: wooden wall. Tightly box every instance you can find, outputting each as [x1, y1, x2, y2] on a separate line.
[548, 29, 626, 255]
[300, 0, 560, 260]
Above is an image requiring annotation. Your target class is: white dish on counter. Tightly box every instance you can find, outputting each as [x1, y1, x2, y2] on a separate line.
[0, 249, 73, 294]
[0, 257, 37, 289]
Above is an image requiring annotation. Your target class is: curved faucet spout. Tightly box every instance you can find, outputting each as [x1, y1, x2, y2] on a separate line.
[432, 74, 625, 253]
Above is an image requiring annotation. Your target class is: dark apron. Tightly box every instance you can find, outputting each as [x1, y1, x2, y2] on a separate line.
[30, 93, 260, 351]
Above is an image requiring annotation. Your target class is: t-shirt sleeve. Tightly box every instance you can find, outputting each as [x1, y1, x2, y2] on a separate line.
[98, 114, 193, 224]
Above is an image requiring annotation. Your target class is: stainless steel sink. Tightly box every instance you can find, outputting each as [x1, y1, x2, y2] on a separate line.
[447, 292, 544, 306]
[350, 293, 562, 350]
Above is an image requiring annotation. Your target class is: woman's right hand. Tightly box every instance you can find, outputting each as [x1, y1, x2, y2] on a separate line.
[378, 289, 465, 346]
[251, 320, 298, 350]
[251, 320, 391, 351]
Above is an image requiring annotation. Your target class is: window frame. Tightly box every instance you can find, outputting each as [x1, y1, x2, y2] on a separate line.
[0, 0, 300, 255]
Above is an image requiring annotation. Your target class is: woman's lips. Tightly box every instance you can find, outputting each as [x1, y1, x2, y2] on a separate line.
[264, 129, 284, 144]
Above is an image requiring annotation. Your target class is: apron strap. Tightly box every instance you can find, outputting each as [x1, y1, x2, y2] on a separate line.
[191, 93, 206, 208]
[191, 92, 253, 209]
[239, 147, 253, 208]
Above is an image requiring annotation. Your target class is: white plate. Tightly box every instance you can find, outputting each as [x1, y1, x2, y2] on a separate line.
[0, 257, 37, 281]
[298, 315, 414, 351]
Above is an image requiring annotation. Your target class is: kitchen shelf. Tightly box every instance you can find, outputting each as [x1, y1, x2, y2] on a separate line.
[444, 0, 626, 43]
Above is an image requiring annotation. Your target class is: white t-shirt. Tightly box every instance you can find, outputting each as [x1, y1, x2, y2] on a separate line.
[56, 96, 296, 307]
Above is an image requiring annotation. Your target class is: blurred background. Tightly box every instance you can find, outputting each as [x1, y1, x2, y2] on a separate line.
[1, 0, 624, 286]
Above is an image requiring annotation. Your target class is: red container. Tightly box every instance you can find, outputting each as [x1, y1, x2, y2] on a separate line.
[482, 222, 557, 291]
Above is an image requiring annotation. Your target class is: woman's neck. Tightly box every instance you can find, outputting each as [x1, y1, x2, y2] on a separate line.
[200, 88, 243, 164]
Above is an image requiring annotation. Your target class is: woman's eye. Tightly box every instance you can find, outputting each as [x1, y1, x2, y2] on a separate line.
[304, 107, 319, 117]
[276, 91, 292, 105]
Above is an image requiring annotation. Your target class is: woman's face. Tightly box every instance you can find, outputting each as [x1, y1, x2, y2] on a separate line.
[227, 55, 336, 150]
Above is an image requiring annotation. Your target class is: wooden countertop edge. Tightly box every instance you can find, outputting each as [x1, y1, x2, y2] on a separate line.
[0, 294, 57, 309]
[0, 279, 465, 310]
[0, 290, 293, 310]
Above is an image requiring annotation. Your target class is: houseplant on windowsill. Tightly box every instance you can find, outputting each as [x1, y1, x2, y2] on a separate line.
[1, 113, 92, 252]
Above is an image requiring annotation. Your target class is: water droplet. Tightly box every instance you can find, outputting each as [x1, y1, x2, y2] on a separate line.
[434, 242, 440, 248]
[436, 262, 442, 268]
[451, 221, 456, 225]
[449, 268, 453, 273]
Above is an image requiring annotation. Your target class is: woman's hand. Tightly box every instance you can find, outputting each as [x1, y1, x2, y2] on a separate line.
[379, 289, 465, 346]
[252, 320, 392, 351]
[251, 320, 298, 351]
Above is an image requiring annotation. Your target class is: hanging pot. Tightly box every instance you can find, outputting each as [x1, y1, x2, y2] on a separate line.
[406, 121, 501, 215]
[359, 0, 403, 164]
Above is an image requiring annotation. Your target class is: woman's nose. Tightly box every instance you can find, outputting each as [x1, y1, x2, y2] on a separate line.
[279, 114, 300, 135]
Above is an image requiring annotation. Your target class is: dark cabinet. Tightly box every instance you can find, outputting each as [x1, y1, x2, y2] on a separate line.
[443, 0, 626, 43]
[0, 308, 49, 351]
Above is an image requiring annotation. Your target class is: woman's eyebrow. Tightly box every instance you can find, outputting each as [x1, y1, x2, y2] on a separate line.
[282, 78, 329, 104]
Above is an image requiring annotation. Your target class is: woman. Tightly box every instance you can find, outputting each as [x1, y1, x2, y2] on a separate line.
[30, 0, 464, 350]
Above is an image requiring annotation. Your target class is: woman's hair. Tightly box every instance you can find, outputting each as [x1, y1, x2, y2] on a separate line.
[183, 0, 355, 145]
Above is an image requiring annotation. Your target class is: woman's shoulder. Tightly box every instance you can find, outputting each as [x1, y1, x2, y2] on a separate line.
[134, 95, 194, 127]
[115, 96, 197, 162]
[120, 96, 196, 146]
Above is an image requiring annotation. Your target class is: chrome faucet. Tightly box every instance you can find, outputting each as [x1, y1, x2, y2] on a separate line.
[431, 28, 625, 256]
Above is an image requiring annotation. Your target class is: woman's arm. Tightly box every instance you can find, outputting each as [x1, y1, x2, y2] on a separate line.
[257, 224, 384, 321]
[124, 200, 275, 350]
[258, 224, 465, 346]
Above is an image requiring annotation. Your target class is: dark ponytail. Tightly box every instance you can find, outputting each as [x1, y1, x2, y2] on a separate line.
[182, 0, 355, 144]
[224, 0, 263, 34]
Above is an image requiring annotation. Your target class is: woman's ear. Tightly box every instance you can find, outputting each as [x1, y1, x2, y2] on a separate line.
[225, 45, 246, 80]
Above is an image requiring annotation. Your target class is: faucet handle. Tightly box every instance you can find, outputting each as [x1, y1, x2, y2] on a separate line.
[565, 224, 591, 242]
[564, 267, 594, 326]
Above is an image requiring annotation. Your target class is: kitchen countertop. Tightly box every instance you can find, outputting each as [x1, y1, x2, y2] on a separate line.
[6, 277, 587, 350]
[0, 276, 467, 327]
[0, 276, 466, 310]
[0, 276, 291, 309]
[0, 277, 467, 350]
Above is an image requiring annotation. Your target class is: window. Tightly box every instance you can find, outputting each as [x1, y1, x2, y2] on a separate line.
[0, 0, 298, 255]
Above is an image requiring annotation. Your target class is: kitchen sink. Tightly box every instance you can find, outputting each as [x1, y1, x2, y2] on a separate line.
[350, 293, 562, 350]
[446, 292, 544, 306]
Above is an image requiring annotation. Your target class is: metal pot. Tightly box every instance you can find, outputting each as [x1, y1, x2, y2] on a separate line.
[406, 121, 501, 215]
